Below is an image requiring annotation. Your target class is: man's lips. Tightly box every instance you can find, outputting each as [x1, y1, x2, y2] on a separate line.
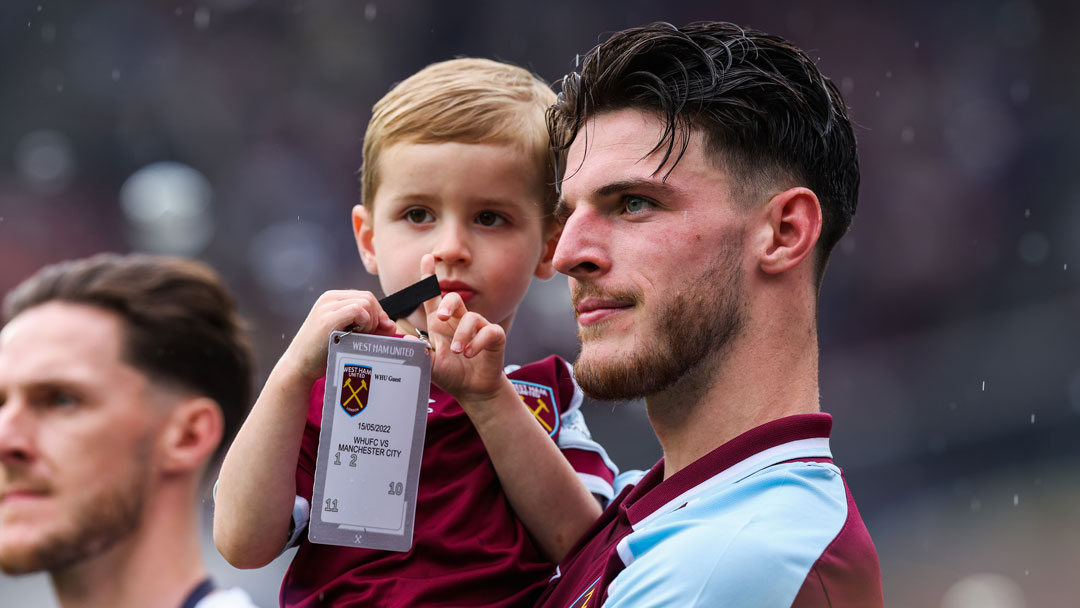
[0, 487, 49, 505]
[574, 297, 634, 326]
[438, 280, 476, 304]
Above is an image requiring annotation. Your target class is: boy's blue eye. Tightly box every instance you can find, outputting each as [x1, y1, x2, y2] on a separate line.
[475, 211, 506, 227]
[405, 208, 435, 224]
[624, 196, 653, 213]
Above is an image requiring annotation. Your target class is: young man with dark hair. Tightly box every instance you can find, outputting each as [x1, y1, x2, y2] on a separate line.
[535, 22, 883, 606]
[0, 253, 257, 608]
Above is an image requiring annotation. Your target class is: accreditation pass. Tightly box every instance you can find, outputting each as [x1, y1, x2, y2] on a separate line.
[309, 331, 431, 552]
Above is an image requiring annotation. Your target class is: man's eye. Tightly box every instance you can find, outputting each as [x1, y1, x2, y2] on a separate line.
[623, 196, 654, 214]
[475, 211, 506, 227]
[50, 391, 79, 408]
[405, 208, 435, 224]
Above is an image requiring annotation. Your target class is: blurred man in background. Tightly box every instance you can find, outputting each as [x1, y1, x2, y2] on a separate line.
[0, 254, 258, 608]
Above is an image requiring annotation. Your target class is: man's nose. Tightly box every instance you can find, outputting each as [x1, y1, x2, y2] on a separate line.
[553, 208, 609, 279]
[431, 223, 472, 266]
[0, 397, 36, 466]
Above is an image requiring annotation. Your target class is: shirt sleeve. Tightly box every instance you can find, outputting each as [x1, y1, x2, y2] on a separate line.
[554, 356, 619, 504]
[285, 377, 325, 549]
[507, 355, 619, 505]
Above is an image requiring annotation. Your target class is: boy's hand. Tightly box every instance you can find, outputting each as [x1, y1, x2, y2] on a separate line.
[420, 255, 509, 403]
[282, 290, 398, 383]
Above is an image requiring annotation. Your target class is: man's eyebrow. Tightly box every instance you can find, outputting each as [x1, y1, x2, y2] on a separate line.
[594, 178, 684, 198]
[555, 178, 686, 220]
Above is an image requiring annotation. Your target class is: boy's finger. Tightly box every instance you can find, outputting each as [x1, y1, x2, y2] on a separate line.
[436, 291, 467, 322]
[464, 324, 506, 358]
[374, 311, 397, 336]
[451, 311, 482, 354]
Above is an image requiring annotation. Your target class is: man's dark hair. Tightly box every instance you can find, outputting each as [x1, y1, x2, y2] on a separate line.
[549, 21, 859, 282]
[2, 253, 253, 463]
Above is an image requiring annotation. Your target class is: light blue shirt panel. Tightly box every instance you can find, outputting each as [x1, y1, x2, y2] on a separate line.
[604, 461, 848, 608]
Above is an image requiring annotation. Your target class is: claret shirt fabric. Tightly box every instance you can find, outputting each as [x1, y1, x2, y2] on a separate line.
[282, 355, 617, 607]
[537, 413, 883, 608]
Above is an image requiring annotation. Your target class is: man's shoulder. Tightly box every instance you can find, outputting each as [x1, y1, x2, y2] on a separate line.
[607, 461, 862, 606]
[633, 460, 848, 555]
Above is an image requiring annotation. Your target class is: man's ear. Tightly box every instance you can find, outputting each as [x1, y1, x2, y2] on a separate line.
[157, 397, 224, 475]
[534, 224, 561, 280]
[756, 187, 822, 275]
[353, 204, 379, 275]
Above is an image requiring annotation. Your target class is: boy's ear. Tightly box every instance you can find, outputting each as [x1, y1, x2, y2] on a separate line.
[533, 224, 561, 280]
[754, 186, 822, 275]
[352, 204, 379, 274]
[156, 396, 223, 475]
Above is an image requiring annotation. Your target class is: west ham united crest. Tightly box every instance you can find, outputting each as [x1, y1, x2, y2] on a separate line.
[340, 364, 372, 416]
[511, 380, 559, 437]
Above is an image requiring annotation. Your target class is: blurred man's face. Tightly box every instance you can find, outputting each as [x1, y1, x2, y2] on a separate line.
[0, 302, 160, 574]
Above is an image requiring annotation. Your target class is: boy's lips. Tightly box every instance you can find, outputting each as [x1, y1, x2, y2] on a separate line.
[438, 280, 476, 304]
[574, 297, 635, 326]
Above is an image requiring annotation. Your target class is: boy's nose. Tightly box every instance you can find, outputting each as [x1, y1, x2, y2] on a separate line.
[432, 224, 472, 266]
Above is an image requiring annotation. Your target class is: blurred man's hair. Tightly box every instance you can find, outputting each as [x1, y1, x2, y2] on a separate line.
[361, 57, 558, 217]
[3, 253, 253, 463]
[549, 21, 860, 283]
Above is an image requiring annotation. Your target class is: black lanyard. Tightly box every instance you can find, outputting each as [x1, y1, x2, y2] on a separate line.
[179, 578, 215, 608]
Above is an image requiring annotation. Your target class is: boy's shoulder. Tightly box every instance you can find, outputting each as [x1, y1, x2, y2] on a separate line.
[504, 354, 580, 438]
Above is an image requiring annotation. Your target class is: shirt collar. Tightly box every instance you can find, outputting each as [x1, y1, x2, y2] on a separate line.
[622, 413, 834, 526]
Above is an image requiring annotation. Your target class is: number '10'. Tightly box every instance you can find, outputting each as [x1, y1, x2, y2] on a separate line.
[388, 482, 404, 496]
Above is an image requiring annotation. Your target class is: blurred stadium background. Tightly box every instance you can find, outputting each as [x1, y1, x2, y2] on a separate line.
[2, 1, 1078, 606]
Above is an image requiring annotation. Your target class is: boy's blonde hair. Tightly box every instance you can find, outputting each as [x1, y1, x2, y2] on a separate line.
[361, 57, 557, 215]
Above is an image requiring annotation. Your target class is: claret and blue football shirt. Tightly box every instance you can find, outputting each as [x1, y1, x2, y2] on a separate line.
[538, 413, 882, 608]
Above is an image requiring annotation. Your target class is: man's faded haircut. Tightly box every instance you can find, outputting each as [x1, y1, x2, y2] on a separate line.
[3, 253, 253, 464]
[549, 21, 860, 283]
[361, 57, 558, 216]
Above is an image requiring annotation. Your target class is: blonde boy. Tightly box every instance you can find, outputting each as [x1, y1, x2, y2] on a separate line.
[214, 58, 616, 607]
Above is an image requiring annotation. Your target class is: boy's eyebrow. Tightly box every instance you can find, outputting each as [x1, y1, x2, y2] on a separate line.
[392, 193, 525, 210]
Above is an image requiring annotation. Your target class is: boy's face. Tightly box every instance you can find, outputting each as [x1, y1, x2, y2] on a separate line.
[354, 141, 558, 333]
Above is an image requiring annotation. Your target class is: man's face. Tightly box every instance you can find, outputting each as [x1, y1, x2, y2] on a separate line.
[553, 109, 750, 401]
[0, 302, 159, 574]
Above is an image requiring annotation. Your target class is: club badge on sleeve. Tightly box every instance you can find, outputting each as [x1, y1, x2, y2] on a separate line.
[510, 380, 560, 437]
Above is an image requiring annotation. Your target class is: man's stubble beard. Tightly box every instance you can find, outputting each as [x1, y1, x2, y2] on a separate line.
[572, 236, 748, 404]
[0, 440, 151, 576]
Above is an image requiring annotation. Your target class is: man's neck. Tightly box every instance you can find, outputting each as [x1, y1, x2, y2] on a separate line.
[647, 314, 821, 480]
[51, 484, 208, 608]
